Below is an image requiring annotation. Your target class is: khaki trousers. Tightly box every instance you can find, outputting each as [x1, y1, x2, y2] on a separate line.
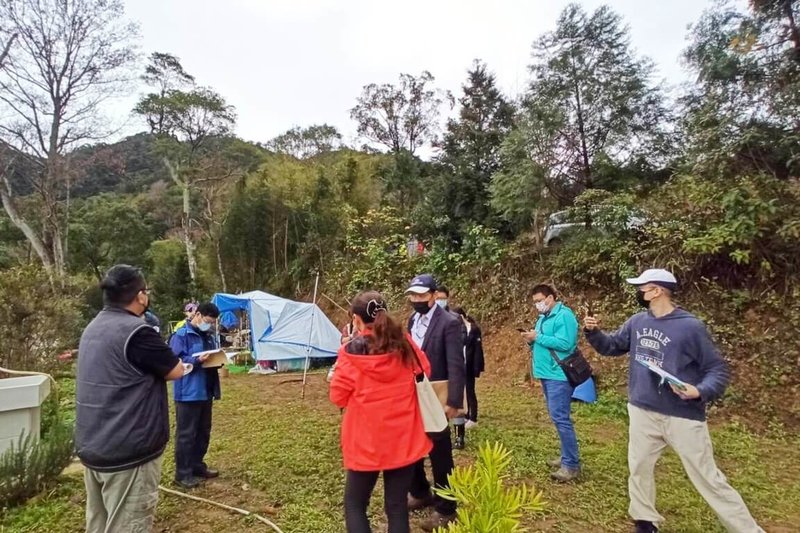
[627, 404, 763, 533]
[84, 455, 162, 533]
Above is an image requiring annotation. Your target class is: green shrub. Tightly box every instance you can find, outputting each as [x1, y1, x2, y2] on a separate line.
[145, 239, 193, 320]
[641, 174, 800, 287]
[435, 442, 546, 532]
[331, 207, 418, 302]
[0, 266, 84, 374]
[0, 420, 75, 508]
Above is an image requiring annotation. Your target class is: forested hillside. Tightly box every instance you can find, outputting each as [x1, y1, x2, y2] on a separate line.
[1, 1, 798, 427]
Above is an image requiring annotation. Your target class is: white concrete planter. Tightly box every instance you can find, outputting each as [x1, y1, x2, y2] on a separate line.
[0, 375, 51, 455]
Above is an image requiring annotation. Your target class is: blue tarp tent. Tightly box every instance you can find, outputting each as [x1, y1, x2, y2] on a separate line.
[211, 290, 340, 362]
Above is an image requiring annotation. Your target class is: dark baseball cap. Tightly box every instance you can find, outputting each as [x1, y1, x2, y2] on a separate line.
[405, 274, 437, 294]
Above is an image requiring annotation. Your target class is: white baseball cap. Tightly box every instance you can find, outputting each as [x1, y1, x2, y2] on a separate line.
[626, 268, 678, 288]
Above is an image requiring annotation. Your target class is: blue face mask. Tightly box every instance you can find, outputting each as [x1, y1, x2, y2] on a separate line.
[198, 322, 212, 332]
[435, 299, 448, 309]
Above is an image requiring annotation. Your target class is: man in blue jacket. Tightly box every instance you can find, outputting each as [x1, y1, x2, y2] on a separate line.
[170, 302, 222, 489]
[584, 269, 763, 533]
[521, 284, 581, 482]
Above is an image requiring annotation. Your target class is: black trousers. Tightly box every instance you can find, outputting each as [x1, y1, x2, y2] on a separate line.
[466, 374, 478, 422]
[175, 400, 213, 481]
[409, 427, 456, 515]
[344, 464, 415, 533]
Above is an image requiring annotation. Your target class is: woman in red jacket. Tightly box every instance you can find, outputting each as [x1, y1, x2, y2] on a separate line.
[330, 291, 433, 533]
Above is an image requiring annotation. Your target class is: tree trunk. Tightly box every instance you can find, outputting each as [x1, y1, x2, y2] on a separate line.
[164, 158, 198, 285]
[284, 217, 289, 272]
[784, 0, 800, 60]
[272, 222, 278, 276]
[570, 55, 593, 190]
[64, 167, 71, 268]
[0, 175, 55, 281]
[182, 182, 198, 284]
[52, 223, 66, 283]
[46, 97, 67, 280]
[215, 235, 228, 293]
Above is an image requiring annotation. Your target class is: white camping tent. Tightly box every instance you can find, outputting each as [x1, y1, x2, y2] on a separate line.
[211, 291, 340, 368]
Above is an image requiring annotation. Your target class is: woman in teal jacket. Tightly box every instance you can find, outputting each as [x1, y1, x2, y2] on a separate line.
[521, 284, 581, 482]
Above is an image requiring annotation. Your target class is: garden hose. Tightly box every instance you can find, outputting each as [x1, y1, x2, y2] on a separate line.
[158, 485, 285, 532]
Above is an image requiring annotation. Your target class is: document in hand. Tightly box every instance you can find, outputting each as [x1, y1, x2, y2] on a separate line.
[637, 359, 688, 391]
[196, 349, 229, 368]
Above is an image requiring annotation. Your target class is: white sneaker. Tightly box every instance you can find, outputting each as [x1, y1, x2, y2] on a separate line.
[465, 420, 478, 430]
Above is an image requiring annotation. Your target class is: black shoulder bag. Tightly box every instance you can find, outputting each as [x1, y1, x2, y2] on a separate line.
[548, 347, 592, 388]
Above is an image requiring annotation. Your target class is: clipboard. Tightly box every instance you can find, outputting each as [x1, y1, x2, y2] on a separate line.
[637, 359, 688, 391]
[197, 349, 228, 369]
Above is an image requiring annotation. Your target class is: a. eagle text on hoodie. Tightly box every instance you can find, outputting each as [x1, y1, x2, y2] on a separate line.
[585, 308, 729, 421]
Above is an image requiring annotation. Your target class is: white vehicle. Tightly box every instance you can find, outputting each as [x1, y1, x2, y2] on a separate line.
[543, 210, 645, 246]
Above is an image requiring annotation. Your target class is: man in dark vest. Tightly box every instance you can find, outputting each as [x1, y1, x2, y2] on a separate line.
[76, 265, 184, 533]
[405, 274, 466, 531]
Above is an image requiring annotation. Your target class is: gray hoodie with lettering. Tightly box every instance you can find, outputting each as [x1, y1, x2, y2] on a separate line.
[585, 308, 729, 421]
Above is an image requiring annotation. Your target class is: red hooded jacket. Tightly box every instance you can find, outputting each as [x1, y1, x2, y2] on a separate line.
[330, 332, 433, 471]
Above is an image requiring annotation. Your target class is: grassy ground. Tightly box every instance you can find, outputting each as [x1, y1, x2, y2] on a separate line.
[2, 370, 799, 533]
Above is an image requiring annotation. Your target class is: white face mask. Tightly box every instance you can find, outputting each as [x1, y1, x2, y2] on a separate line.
[535, 301, 550, 314]
[435, 299, 448, 309]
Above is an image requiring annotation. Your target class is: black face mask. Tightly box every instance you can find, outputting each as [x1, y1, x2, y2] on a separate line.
[412, 301, 432, 315]
[636, 290, 650, 309]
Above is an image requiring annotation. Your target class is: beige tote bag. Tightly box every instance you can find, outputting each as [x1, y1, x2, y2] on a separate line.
[416, 374, 449, 433]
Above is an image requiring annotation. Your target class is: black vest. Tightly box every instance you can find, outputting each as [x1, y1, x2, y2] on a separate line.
[75, 307, 170, 472]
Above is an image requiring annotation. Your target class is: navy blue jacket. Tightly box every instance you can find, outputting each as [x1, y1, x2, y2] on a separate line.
[170, 324, 221, 402]
[585, 308, 728, 421]
[407, 305, 466, 409]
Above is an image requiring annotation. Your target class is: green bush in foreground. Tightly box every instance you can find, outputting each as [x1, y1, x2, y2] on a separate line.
[435, 442, 546, 532]
[0, 421, 74, 508]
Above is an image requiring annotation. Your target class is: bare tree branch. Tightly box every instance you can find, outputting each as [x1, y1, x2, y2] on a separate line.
[0, 33, 16, 68]
[0, 0, 139, 278]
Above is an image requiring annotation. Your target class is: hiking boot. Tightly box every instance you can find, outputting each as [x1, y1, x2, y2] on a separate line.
[465, 420, 478, 430]
[194, 467, 219, 479]
[547, 457, 562, 469]
[174, 476, 202, 490]
[421, 511, 457, 532]
[454, 435, 465, 450]
[634, 520, 659, 533]
[550, 466, 580, 482]
[407, 493, 435, 511]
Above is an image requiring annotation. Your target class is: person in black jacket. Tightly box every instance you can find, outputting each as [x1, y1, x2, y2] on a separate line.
[405, 274, 466, 532]
[452, 307, 484, 428]
[435, 284, 469, 449]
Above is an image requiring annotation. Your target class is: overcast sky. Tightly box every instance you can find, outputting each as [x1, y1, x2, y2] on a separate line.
[117, 0, 731, 147]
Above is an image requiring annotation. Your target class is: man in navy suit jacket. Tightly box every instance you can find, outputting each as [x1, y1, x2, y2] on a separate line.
[405, 274, 466, 532]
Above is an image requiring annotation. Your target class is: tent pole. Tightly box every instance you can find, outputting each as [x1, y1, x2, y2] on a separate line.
[301, 272, 320, 399]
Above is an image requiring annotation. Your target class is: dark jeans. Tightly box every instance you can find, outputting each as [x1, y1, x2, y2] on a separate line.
[344, 464, 415, 533]
[466, 374, 478, 422]
[541, 379, 580, 469]
[175, 400, 213, 481]
[409, 427, 456, 515]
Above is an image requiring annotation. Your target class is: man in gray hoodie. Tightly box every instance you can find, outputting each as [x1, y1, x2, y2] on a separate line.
[584, 269, 763, 533]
